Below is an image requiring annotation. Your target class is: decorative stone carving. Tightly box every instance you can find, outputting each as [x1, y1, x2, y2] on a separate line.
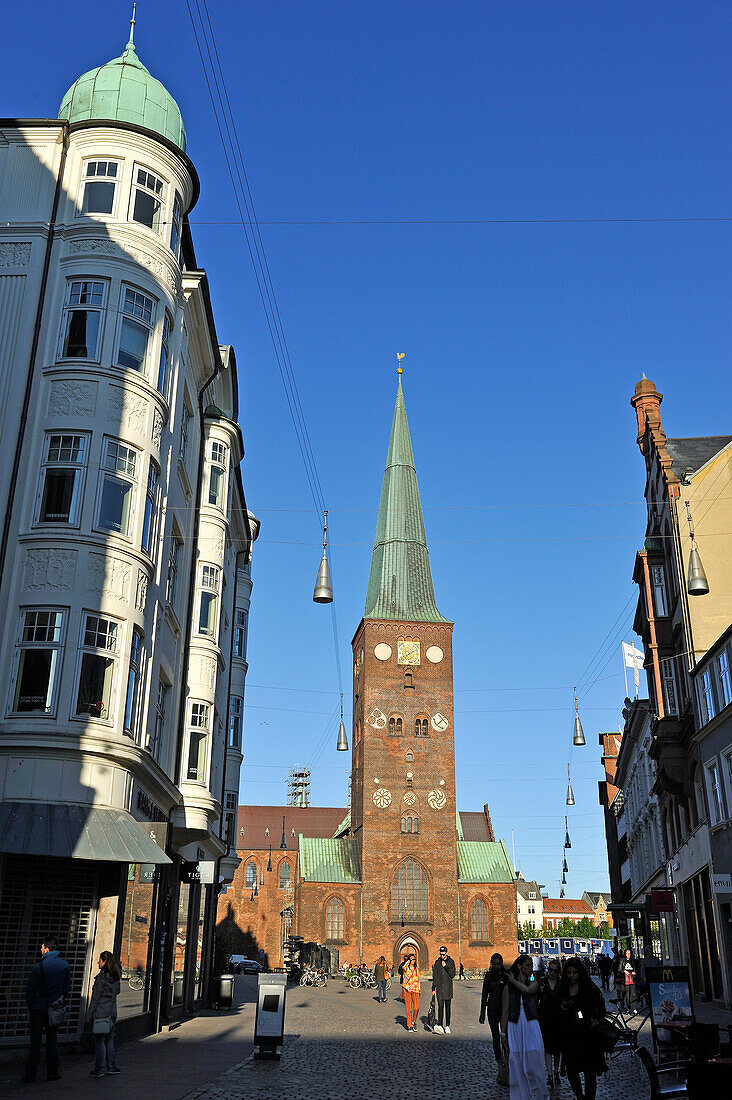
[126, 246, 164, 279]
[48, 379, 97, 418]
[23, 548, 77, 591]
[193, 653, 217, 692]
[87, 553, 130, 602]
[107, 386, 148, 433]
[67, 239, 116, 257]
[373, 788, 392, 808]
[427, 789, 446, 810]
[366, 707, 387, 730]
[0, 242, 32, 266]
[151, 409, 164, 450]
[135, 570, 149, 612]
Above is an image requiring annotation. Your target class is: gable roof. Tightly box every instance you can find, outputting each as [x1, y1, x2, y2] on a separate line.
[298, 836, 362, 883]
[543, 898, 594, 915]
[235, 805, 345, 851]
[516, 879, 543, 901]
[583, 891, 610, 907]
[456, 840, 514, 883]
[665, 436, 732, 480]
[456, 811, 494, 842]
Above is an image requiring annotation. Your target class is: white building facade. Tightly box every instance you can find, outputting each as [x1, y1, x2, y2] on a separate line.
[0, 31, 258, 1042]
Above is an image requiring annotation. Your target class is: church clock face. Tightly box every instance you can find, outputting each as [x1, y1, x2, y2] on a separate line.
[373, 788, 392, 808]
[397, 640, 420, 666]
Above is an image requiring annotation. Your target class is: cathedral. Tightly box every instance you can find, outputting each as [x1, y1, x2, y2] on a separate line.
[217, 376, 517, 971]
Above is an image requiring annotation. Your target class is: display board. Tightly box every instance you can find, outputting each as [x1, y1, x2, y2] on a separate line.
[645, 965, 694, 1050]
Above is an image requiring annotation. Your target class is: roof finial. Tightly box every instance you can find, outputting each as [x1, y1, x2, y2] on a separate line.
[126, 3, 137, 51]
[396, 352, 405, 376]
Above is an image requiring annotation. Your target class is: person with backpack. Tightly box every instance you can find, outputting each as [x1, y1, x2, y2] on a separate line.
[86, 951, 121, 1077]
[22, 936, 71, 1083]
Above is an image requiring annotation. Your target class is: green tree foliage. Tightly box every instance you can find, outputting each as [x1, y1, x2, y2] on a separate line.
[517, 920, 542, 940]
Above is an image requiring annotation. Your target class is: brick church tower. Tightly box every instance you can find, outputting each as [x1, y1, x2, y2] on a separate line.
[351, 374, 459, 968]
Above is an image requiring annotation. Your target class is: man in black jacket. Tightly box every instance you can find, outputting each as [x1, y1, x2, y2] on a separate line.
[431, 946, 456, 1033]
[479, 953, 507, 1062]
[23, 937, 71, 1083]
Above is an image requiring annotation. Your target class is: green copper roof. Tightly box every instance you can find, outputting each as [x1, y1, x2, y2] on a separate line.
[298, 835, 362, 883]
[331, 810, 351, 838]
[364, 379, 448, 622]
[456, 840, 514, 883]
[59, 33, 186, 152]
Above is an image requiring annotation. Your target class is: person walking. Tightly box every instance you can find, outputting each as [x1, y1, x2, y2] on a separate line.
[458, 961, 466, 980]
[22, 936, 70, 1084]
[501, 954, 548, 1099]
[614, 948, 637, 1015]
[538, 960, 562, 1090]
[638, 944, 660, 1008]
[431, 945, 456, 1034]
[374, 956, 389, 1004]
[558, 957, 606, 1100]
[596, 953, 611, 992]
[480, 953, 508, 1065]
[401, 953, 421, 1032]
[86, 951, 121, 1077]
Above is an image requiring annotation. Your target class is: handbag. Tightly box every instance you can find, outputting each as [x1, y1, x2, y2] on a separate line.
[595, 1015, 624, 1053]
[40, 959, 67, 1029]
[497, 1044, 510, 1087]
[427, 994, 436, 1029]
[93, 1018, 112, 1035]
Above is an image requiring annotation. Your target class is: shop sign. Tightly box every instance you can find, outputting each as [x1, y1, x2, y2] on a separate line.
[651, 889, 675, 912]
[646, 965, 695, 1050]
[138, 821, 168, 852]
[199, 861, 216, 884]
[712, 874, 732, 893]
[139, 864, 157, 884]
[180, 861, 201, 883]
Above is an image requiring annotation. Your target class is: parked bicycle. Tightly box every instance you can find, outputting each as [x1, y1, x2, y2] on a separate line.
[299, 965, 327, 987]
[125, 966, 145, 990]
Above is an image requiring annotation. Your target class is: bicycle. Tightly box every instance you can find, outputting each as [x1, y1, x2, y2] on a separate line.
[127, 967, 145, 991]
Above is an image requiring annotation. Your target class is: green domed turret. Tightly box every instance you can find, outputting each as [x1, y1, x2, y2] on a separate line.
[58, 21, 186, 152]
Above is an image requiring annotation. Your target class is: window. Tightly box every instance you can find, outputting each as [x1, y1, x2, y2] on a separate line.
[279, 862, 291, 889]
[245, 860, 257, 888]
[700, 668, 716, 725]
[718, 650, 732, 709]
[326, 897, 344, 940]
[208, 441, 228, 508]
[229, 696, 243, 749]
[471, 898, 488, 941]
[651, 565, 668, 616]
[157, 313, 172, 396]
[117, 287, 155, 372]
[131, 166, 165, 231]
[400, 815, 419, 833]
[98, 440, 136, 536]
[187, 701, 209, 782]
[166, 530, 182, 606]
[224, 792, 237, 848]
[60, 279, 105, 360]
[75, 614, 118, 720]
[11, 609, 64, 714]
[234, 609, 248, 659]
[81, 160, 118, 215]
[123, 627, 143, 736]
[198, 565, 220, 637]
[528, 905, 535, 914]
[38, 434, 87, 524]
[392, 859, 428, 921]
[406, 752, 413, 762]
[661, 658, 678, 717]
[141, 462, 160, 556]
[179, 406, 191, 465]
[528, 891, 536, 899]
[170, 193, 182, 256]
[414, 718, 428, 737]
[389, 716, 403, 736]
[150, 678, 169, 760]
[708, 761, 725, 825]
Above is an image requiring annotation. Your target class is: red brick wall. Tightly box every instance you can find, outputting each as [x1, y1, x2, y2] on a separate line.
[458, 882, 518, 971]
[216, 849, 297, 968]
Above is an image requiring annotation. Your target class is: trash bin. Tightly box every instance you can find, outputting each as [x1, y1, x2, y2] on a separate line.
[213, 973, 235, 1010]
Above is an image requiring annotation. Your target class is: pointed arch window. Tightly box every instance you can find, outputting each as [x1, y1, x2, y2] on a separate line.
[401, 816, 419, 834]
[245, 861, 257, 888]
[471, 897, 489, 941]
[392, 858, 428, 921]
[279, 861, 291, 888]
[326, 896, 344, 940]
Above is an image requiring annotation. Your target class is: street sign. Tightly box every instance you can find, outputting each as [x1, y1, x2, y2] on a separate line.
[712, 874, 732, 893]
[199, 861, 216, 884]
[651, 889, 675, 912]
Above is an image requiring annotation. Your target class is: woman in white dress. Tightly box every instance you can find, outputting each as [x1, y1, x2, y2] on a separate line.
[501, 954, 549, 1100]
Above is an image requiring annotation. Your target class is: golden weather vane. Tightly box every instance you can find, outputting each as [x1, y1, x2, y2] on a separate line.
[396, 352, 405, 375]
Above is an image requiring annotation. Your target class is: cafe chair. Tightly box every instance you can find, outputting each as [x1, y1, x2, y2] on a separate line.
[636, 1047, 688, 1099]
[686, 1061, 731, 1098]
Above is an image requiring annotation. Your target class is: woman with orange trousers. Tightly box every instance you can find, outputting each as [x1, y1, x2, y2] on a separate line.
[401, 954, 421, 1032]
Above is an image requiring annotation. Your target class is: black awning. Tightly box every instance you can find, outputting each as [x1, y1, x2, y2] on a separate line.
[0, 801, 171, 864]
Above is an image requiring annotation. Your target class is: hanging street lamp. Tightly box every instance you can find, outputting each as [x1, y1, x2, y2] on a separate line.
[560, 886, 565, 899]
[336, 693, 349, 751]
[566, 764, 575, 806]
[563, 856, 569, 874]
[280, 815, 287, 849]
[573, 686, 586, 746]
[685, 502, 709, 596]
[313, 510, 333, 603]
[561, 871, 567, 885]
[564, 817, 571, 849]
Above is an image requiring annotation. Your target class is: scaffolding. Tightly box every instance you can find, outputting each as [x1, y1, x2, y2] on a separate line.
[287, 766, 311, 807]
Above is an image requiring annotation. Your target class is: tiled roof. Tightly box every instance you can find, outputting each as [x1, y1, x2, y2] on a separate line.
[665, 436, 732, 479]
[583, 892, 609, 907]
[543, 898, 594, 915]
[364, 379, 449, 623]
[457, 811, 494, 842]
[456, 840, 514, 883]
[235, 805, 345, 851]
[516, 879, 543, 900]
[298, 836, 362, 883]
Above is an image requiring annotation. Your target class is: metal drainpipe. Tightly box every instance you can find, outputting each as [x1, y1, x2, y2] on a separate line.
[359, 887, 363, 963]
[0, 124, 69, 588]
[456, 875, 462, 965]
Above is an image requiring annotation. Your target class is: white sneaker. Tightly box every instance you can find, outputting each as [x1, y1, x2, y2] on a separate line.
[433, 1024, 444, 1033]
[444, 1026, 451, 1034]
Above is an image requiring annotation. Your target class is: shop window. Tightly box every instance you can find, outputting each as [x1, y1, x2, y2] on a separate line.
[10, 609, 65, 715]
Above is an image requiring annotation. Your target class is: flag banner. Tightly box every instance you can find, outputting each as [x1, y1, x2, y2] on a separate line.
[622, 641, 644, 669]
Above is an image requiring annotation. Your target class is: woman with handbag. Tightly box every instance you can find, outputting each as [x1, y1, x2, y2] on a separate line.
[614, 948, 637, 1015]
[558, 957, 606, 1100]
[86, 952, 121, 1077]
[374, 956, 389, 1003]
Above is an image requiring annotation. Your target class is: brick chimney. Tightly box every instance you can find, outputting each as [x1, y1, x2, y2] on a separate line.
[630, 375, 665, 456]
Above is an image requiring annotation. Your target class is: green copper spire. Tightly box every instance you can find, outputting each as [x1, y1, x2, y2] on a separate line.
[364, 376, 448, 622]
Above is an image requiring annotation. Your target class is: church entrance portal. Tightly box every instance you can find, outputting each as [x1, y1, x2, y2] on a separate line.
[394, 932, 428, 973]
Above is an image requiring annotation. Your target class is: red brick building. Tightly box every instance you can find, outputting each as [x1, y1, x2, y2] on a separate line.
[217, 377, 517, 972]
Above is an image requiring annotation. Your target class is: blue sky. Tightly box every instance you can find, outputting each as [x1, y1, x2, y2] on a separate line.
[5, 2, 732, 896]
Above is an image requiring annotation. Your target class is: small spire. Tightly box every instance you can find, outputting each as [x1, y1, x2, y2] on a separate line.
[396, 352, 404, 377]
[126, 3, 137, 52]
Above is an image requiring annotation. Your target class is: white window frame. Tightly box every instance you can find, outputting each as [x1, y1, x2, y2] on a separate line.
[8, 608, 66, 716]
[58, 278, 106, 361]
[156, 312, 172, 397]
[123, 626, 144, 738]
[141, 460, 160, 557]
[707, 759, 725, 825]
[197, 563, 220, 639]
[187, 700, 210, 783]
[150, 677, 169, 761]
[718, 648, 732, 709]
[651, 564, 668, 616]
[96, 439, 138, 538]
[207, 440, 228, 509]
[229, 695, 243, 749]
[130, 164, 166, 233]
[79, 159, 120, 217]
[179, 404, 191, 465]
[73, 612, 120, 724]
[224, 791, 237, 848]
[116, 285, 156, 373]
[233, 608, 248, 659]
[36, 432, 89, 527]
[170, 193, 182, 257]
[166, 528, 182, 607]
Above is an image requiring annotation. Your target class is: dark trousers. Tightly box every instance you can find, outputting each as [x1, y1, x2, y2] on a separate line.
[25, 1009, 59, 1080]
[600, 970, 610, 990]
[487, 1008, 502, 1061]
[566, 1059, 597, 1100]
[94, 1027, 117, 1072]
[618, 983, 635, 1012]
[437, 996, 452, 1027]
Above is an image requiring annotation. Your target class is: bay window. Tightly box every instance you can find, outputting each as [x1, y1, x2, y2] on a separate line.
[60, 279, 105, 360]
[208, 441, 228, 508]
[131, 166, 165, 232]
[117, 287, 155, 372]
[123, 627, 143, 736]
[141, 461, 160, 556]
[150, 678, 169, 761]
[229, 696, 243, 749]
[156, 313, 172, 396]
[75, 614, 119, 721]
[81, 160, 119, 215]
[233, 608, 248, 658]
[187, 701, 209, 782]
[198, 564, 220, 638]
[38, 433, 88, 525]
[170, 193, 182, 257]
[97, 440, 137, 536]
[11, 609, 65, 714]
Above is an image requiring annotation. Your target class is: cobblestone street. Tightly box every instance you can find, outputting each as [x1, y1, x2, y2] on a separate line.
[190, 978, 655, 1100]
